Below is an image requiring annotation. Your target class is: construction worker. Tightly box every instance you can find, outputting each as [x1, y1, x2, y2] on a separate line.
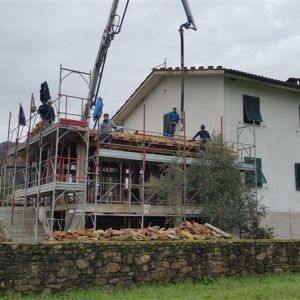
[37, 99, 55, 126]
[193, 124, 211, 151]
[168, 107, 179, 137]
[100, 113, 117, 149]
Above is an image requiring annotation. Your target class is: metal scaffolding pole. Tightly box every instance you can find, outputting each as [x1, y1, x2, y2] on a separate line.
[94, 119, 100, 229]
[83, 115, 90, 229]
[50, 65, 62, 232]
[11, 104, 21, 225]
[141, 104, 146, 228]
[35, 122, 43, 241]
[253, 121, 258, 207]
[2, 112, 12, 207]
[179, 27, 187, 223]
[22, 94, 34, 241]
[183, 111, 187, 222]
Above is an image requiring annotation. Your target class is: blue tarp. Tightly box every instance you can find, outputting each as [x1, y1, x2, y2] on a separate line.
[93, 97, 103, 121]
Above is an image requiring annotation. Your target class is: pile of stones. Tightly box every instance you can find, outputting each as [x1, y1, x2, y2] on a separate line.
[48, 221, 232, 242]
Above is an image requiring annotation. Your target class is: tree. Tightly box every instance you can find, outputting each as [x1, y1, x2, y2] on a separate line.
[146, 135, 273, 238]
[146, 161, 184, 225]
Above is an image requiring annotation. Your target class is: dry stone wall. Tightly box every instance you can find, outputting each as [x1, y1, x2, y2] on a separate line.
[0, 240, 300, 295]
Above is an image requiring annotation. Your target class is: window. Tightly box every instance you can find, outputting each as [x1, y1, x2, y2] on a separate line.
[163, 113, 170, 136]
[295, 163, 300, 191]
[243, 95, 263, 125]
[245, 157, 267, 187]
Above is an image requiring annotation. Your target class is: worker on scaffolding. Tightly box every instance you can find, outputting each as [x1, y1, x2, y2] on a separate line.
[193, 124, 211, 151]
[168, 107, 179, 137]
[100, 113, 117, 149]
[37, 99, 55, 127]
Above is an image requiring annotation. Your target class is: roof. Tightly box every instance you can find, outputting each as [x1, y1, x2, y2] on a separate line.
[113, 66, 300, 124]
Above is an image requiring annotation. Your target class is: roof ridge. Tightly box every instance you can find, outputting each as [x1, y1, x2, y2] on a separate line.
[152, 66, 300, 89]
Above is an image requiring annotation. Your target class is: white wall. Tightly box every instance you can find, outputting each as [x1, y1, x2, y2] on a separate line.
[224, 78, 300, 215]
[123, 75, 225, 138]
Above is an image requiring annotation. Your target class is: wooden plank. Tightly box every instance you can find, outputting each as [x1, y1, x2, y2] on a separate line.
[204, 223, 232, 238]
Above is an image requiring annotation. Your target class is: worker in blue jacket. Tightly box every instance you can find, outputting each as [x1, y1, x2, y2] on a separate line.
[168, 107, 179, 137]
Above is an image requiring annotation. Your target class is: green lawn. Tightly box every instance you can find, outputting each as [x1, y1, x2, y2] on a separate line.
[3, 273, 300, 300]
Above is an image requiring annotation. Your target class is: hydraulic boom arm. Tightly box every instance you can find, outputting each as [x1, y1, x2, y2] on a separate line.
[84, 0, 196, 122]
[83, 0, 129, 120]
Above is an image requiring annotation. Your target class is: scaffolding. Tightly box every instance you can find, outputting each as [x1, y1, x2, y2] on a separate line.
[237, 121, 258, 200]
[0, 65, 91, 241]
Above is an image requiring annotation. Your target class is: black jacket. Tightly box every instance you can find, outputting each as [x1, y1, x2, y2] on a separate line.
[193, 129, 211, 141]
[38, 104, 55, 122]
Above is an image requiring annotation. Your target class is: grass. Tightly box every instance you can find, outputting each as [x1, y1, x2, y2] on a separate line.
[2, 273, 300, 300]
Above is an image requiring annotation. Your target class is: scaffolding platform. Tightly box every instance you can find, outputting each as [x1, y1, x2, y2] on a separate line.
[84, 203, 201, 216]
[14, 182, 85, 198]
[99, 148, 194, 164]
[6, 122, 88, 156]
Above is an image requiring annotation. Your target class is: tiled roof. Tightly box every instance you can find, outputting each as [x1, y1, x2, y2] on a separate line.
[224, 68, 300, 90]
[154, 66, 300, 89]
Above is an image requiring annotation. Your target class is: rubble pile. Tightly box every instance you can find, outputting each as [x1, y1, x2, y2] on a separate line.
[48, 221, 232, 242]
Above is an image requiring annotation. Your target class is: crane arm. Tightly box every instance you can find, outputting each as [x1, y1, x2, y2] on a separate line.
[180, 0, 197, 30]
[83, 0, 196, 122]
[83, 0, 129, 120]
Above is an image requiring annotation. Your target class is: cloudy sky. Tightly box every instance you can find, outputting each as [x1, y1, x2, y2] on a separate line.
[0, 0, 300, 141]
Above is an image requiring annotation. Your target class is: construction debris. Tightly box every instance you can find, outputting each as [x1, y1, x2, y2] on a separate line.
[47, 221, 232, 242]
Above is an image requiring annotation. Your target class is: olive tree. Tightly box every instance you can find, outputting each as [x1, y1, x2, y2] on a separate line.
[146, 135, 273, 238]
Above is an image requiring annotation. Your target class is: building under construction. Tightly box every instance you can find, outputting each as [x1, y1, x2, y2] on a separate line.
[0, 1, 257, 242]
[0, 66, 256, 242]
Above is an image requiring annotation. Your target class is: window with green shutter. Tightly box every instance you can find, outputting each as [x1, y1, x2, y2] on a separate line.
[163, 113, 170, 136]
[245, 157, 267, 187]
[295, 163, 300, 191]
[243, 95, 263, 125]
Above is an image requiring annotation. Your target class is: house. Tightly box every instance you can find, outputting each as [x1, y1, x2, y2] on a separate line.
[113, 66, 300, 238]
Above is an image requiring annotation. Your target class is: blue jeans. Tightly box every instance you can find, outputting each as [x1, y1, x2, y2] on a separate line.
[169, 123, 176, 137]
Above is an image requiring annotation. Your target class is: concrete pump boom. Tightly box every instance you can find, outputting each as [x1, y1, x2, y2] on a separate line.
[83, 0, 129, 120]
[84, 0, 196, 122]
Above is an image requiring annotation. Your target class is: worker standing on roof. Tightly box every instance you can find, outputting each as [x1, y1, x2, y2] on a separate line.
[100, 113, 117, 149]
[193, 124, 211, 151]
[37, 99, 55, 127]
[168, 107, 179, 137]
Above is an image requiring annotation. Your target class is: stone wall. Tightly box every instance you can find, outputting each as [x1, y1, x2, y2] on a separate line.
[0, 240, 300, 295]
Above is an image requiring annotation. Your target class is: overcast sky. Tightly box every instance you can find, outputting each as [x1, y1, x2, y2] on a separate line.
[0, 0, 300, 141]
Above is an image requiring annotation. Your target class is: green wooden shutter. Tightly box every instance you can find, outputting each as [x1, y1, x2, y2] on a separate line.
[243, 95, 263, 123]
[163, 113, 170, 136]
[295, 163, 300, 191]
[255, 158, 267, 184]
[245, 157, 267, 187]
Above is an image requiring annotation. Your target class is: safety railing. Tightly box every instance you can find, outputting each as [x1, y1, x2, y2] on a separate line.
[95, 125, 256, 165]
[6, 94, 91, 156]
[85, 181, 202, 207]
[58, 94, 90, 121]
[10, 155, 86, 191]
